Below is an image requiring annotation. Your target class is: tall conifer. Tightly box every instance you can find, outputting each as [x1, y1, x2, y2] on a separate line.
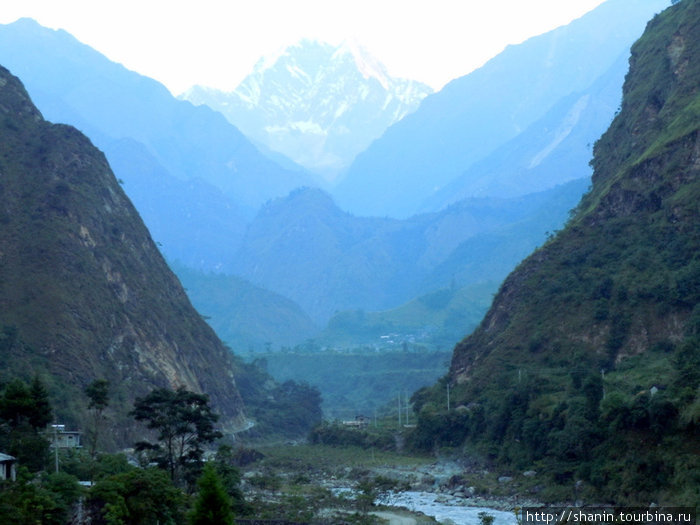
[189, 462, 234, 525]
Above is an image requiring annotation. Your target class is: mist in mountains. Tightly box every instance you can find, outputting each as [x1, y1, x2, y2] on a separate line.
[333, 0, 670, 218]
[0, 0, 671, 355]
[182, 39, 432, 180]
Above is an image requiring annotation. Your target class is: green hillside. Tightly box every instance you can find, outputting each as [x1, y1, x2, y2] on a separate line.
[320, 281, 498, 350]
[172, 263, 318, 352]
[0, 65, 246, 443]
[258, 349, 452, 420]
[410, 0, 699, 505]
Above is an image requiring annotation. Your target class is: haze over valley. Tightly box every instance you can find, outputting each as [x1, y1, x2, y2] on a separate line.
[0, 0, 697, 520]
[0, 0, 669, 351]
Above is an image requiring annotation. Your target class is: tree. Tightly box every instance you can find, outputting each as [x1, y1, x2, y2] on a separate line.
[130, 387, 222, 487]
[0, 467, 77, 525]
[85, 379, 110, 458]
[188, 462, 234, 525]
[0, 377, 52, 471]
[0, 376, 52, 429]
[0, 379, 34, 426]
[28, 375, 53, 429]
[88, 467, 186, 525]
[213, 445, 249, 516]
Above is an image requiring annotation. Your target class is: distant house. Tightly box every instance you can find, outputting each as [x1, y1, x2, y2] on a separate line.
[49, 425, 82, 449]
[0, 453, 17, 481]
[341, 415, 369, 428]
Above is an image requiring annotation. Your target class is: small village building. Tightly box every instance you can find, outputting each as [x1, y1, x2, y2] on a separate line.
[341, 415, 369, 428]
[0, 453, 17, 481]
[49, 425, 82, 449]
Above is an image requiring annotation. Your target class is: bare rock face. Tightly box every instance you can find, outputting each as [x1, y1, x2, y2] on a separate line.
[0, 65, 246, 442]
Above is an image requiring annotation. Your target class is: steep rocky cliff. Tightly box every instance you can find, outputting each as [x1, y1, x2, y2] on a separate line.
[0, 66, 246, 442]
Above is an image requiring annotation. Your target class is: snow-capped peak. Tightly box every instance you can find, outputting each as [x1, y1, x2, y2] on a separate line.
[181, 38, 432, 179]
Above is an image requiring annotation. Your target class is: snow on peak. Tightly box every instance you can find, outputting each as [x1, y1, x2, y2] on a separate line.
[253, 45, 290, 74]
[180, 38, 432, 178]
[333, 38, 391, 90]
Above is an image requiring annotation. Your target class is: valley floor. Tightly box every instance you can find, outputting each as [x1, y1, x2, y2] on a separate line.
[236, 443, 542, 524]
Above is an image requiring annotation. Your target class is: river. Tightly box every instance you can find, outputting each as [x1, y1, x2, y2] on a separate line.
[380, 491, 519, 525]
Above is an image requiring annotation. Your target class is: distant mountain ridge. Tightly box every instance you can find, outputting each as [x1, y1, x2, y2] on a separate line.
[0, 18, 319, 271]
[0, 65, 246, 441]
[0, 7, 672, 359]
[181, 39, 432, 178]
[231, 182, 588, 323]
[334, 0, 670, 218]
[419, 50, 631, 212]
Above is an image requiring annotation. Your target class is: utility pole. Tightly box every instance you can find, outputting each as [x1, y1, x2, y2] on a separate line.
[55, 426, 59, 473]
[398, 393, 402, 426]
[52, 424, 64, 473]
[405, 391, 410, 425]
[601, 368, 606, 400]
[447, 383, 451, 413]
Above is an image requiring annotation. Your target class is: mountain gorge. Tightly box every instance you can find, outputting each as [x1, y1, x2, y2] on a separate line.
[182, 40, 432, 179]
[0, 66, 246, 441]
[412, 0, 699, 504]
[0, 4, 672, 355]
[0, 0, 696, 508]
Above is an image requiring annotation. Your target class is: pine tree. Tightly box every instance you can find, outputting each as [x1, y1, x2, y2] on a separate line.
[0, 376, 53, 430]
[29, 375, 52, 429]
[189, 462, 234, 525]
[0, 378, 52, 471]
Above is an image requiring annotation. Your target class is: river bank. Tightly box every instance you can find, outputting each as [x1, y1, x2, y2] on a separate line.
[364, 457, 545, 509]
[363, 458, 543, 524]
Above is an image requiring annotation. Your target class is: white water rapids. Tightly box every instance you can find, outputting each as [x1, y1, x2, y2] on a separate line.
[379, 491, 518, 525]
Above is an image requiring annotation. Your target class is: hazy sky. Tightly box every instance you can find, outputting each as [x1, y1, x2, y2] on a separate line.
[1, 0, 607, 95]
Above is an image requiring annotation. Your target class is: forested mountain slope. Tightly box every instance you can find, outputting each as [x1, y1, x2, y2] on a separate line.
[0, 66, 246, 443]
[232, 183, 586, 323]
[411, 0, 699, 504]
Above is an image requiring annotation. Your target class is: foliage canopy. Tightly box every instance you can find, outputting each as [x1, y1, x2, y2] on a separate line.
[131, 387, 222, 487]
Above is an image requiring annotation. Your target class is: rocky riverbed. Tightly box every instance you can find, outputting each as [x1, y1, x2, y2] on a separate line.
[364, 459, 544, 510]
[239, 444, 550, 523]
